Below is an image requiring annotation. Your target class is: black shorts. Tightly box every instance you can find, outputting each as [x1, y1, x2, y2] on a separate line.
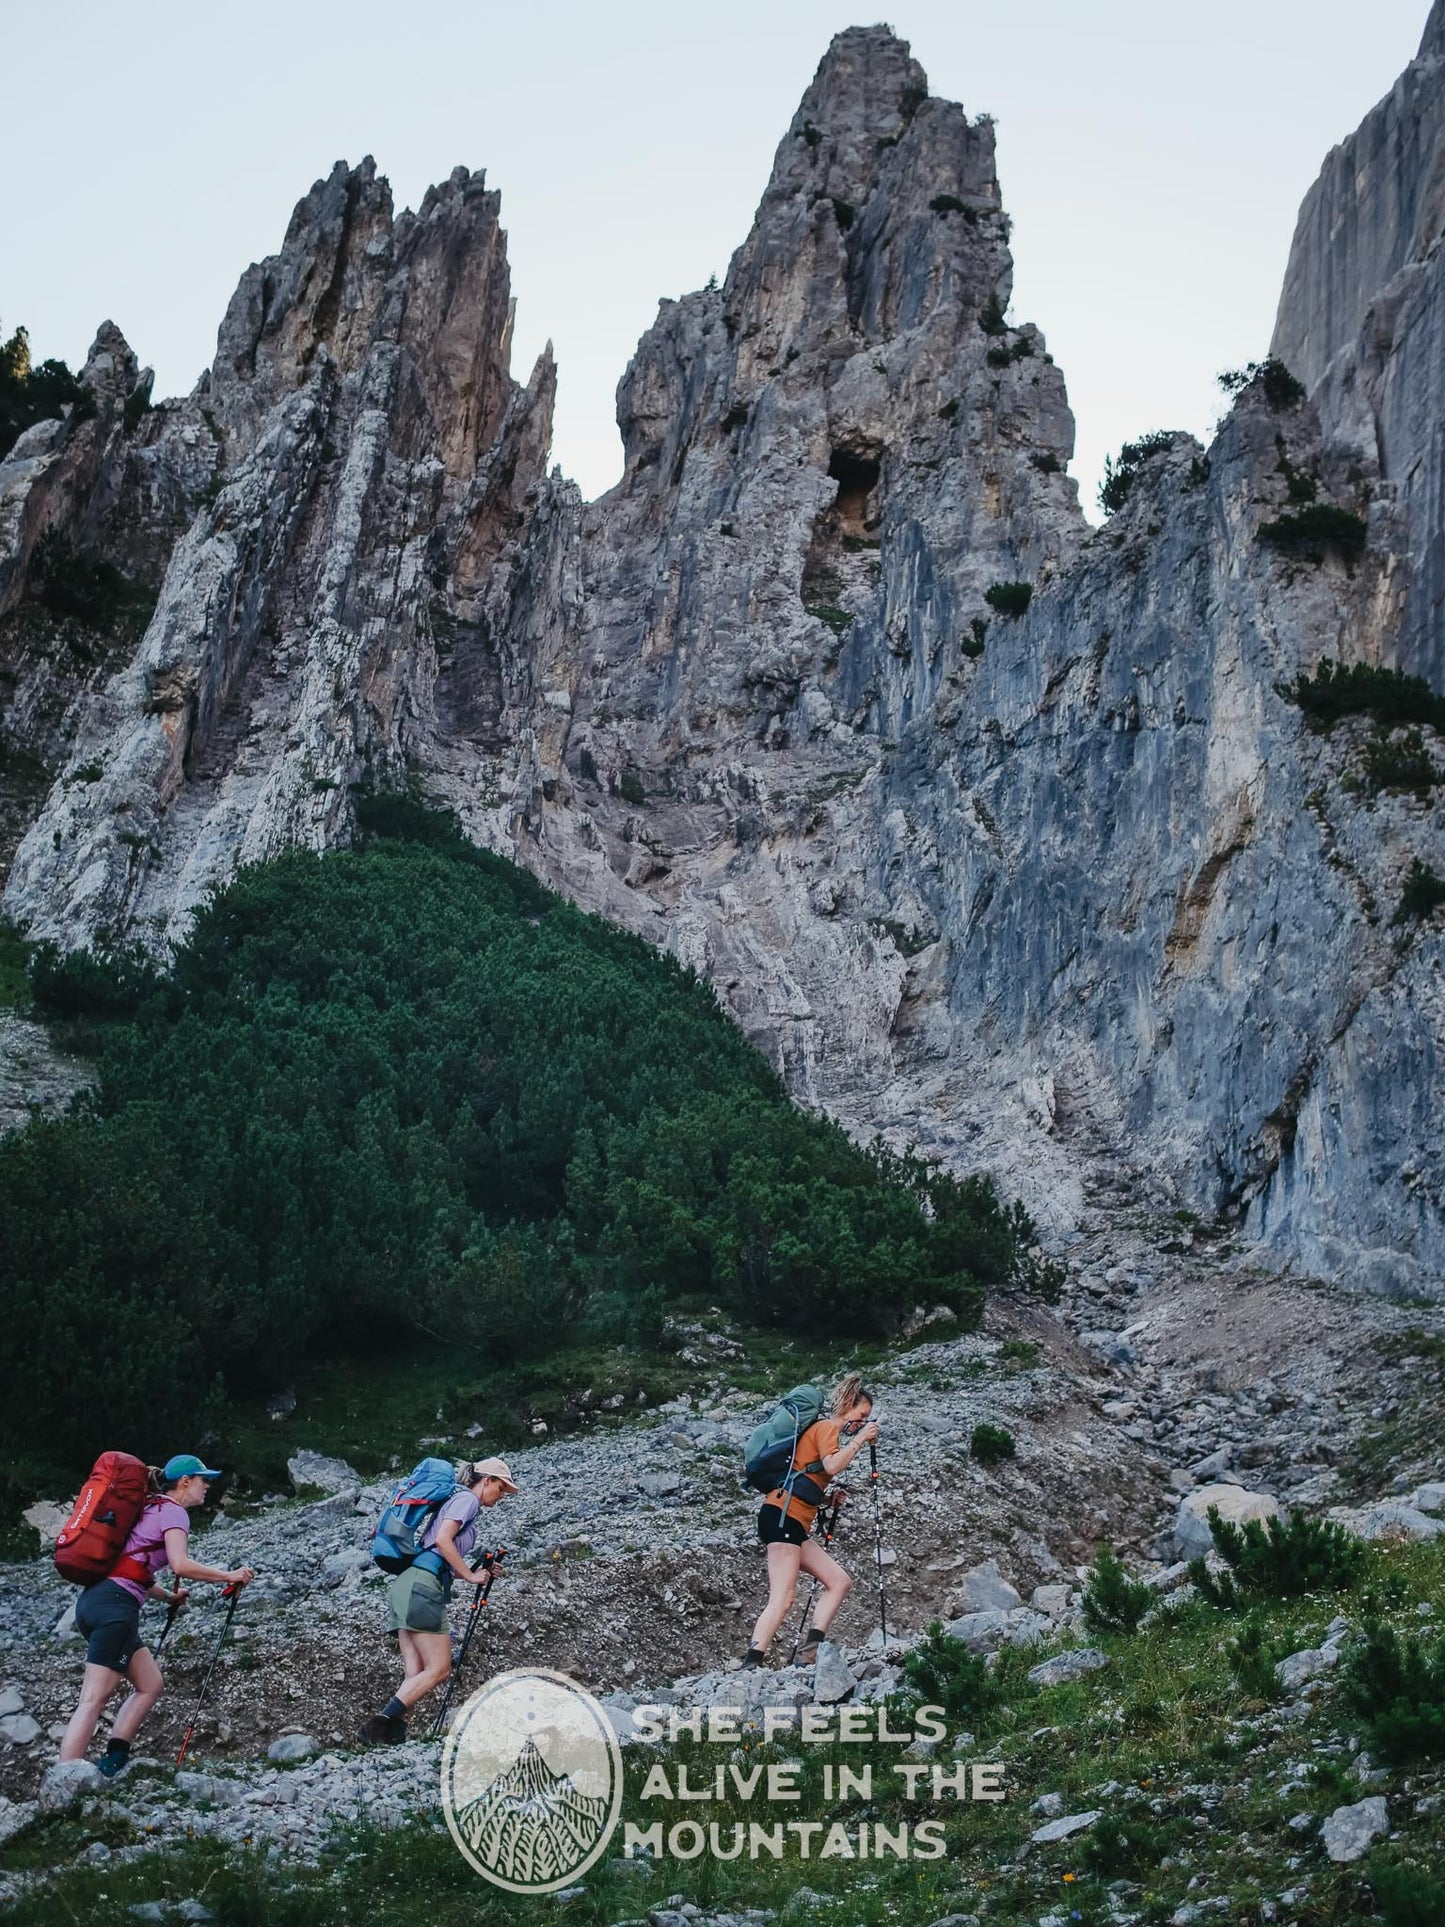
[74, 1580, 144, 1673]
[758, 1503, 807, 1547]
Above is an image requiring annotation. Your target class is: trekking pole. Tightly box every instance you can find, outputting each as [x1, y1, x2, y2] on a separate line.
[430, 1547, 504, 1740]
[153, 1592, 184, 1659]
[176, 1582, 242, 1766]
[787, 1503, 840, 1666]
[867, 1441, 888, 1643]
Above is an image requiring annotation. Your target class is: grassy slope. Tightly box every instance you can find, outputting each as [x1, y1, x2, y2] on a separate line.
[5, 1541, 1441, 1925]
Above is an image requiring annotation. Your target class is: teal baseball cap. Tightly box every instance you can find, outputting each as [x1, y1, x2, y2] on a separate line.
[163, 1453, 222, 1482]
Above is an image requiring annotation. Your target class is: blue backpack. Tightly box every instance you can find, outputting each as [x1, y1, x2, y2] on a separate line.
[370, 1457, 457, 1574]
[743, 1384, 826, 1495]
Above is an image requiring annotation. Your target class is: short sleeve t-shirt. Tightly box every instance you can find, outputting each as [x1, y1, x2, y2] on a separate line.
[422, 1490, 481, 1563]
[767, 1419, 844, 1528]
[111, 1499, 189, 1603]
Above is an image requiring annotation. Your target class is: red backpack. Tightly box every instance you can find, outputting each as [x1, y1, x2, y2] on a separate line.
[54, 1451, 150, 1586]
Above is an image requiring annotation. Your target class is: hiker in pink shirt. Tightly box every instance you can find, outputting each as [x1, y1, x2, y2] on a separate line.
[59, 1454, 254, 1777]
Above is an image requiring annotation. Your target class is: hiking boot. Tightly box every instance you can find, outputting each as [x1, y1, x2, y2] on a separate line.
[797, 1629, 823, 1662]
[359, 1713, 407, 1745]
[740, 1647, 768, 1669]
[96, 1751, 129, 1779]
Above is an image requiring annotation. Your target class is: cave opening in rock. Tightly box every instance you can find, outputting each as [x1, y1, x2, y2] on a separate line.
[828, 447, 881, 532]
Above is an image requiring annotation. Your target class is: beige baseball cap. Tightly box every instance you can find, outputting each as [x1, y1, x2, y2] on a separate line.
[467, 1456, 518, 1494]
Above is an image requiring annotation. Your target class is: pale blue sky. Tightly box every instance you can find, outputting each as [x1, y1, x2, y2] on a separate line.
[1, 2, 1427, 517]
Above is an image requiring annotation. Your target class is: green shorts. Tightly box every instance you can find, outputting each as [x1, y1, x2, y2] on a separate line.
[385, 1564, 450, 1635]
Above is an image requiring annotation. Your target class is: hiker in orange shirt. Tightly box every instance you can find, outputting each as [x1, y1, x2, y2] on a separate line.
[743, 1373, 878, 1667]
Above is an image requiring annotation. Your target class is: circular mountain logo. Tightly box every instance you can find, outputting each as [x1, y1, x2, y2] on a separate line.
[440, 1669, 624, 1892]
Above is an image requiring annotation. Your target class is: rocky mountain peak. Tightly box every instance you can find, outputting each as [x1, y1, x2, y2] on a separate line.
[2, 16, 1444, 1301]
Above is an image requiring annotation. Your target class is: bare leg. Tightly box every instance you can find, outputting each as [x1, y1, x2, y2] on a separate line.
[797, 1540, 852, 1637]
[110, 1648, 163, 1744]
[394, 1630, 452, 1710]
[59, 1663, 123, 1762]
[397, 1629, 427, 1689]
[749, 1543, 804, 1653]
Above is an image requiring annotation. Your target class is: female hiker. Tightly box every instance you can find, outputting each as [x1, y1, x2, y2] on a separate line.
[743, 1373, 879, 1668]
[59, 1454, 255, 1777]
[361, 1456, 517, 1744]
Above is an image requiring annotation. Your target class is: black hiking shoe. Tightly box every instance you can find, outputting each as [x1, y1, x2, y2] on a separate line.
[796, 1630, 823, 1663]
[359, 1713, 407, 1745]
[740, 1647, 768, 1669]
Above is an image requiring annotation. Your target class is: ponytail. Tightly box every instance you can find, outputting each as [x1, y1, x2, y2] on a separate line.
[146, 1465, 165, 1496]
[831, 1372, 871, 1418]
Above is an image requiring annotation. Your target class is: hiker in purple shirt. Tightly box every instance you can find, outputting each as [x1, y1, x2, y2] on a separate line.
[59, 1454, 255, 1778]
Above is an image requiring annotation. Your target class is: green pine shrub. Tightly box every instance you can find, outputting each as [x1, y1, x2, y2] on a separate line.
[1366, 1853, 1445, 1927]
[978, 291, 1008, 336]
[1339, 1621, 1445, 1764]
[1393, 858, 1445, 925]
[1079, 1810, 1186, 1879]
[1362, 727, 1442, 795]
[1217, 358, 1306, 409]
[1188, 1508, 1369, 1608]
[0, 798, 1031, 1464]
[900, 1621, 1000, 1721]
[970, 1422, 1015, 1465]
[1098, 430, 1174, 515]
[1081, 1544, 1154, 1634]
[0, 323, 90, 459]
[1277, 658, 1445, 734]
[1224, 1615, 1284, 1701]
[984, 580, 1032, 617]
[1259, 502, 1368, 563]
[30, 532, 156, 640]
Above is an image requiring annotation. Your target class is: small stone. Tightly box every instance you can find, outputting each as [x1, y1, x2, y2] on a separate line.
[1173, 1485, 1280, 1560]
[267, 1733, 321, 1763]
[0, 1714, 42, 1745]
[1027, 1647, 1109, 1688]
[1031, 1790, 1064, 1817]
[811, 1642, 856, 1705]
[1030, 1808, 1101, 1844]
[287, 1449, 360, 1494]
[0, 1796, 37, 1847]
[38, 1759, 101, 1810]
[0, 1687, 21, 1718]
[1274, 1646, 1338, 1692]
[1321, 1794, 1389, 1862]
[1030, 1583, 1072, 1617]
[320, 1549, 372, 1588]
[941, 1608, 1048, 1653]
[945, 1557, 1022, 1614]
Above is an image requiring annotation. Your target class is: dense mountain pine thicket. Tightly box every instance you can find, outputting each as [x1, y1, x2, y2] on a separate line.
[0, 798, 1029, 1464]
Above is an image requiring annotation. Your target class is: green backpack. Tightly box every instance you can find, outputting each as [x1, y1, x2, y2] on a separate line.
[744, 1384, 826, 1496]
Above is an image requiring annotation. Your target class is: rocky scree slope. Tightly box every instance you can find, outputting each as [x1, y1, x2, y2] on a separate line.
[1, 26, 1443, 1294]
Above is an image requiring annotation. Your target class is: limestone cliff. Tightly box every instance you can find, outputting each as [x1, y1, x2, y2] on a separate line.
[1, 24, 1442, 1296]
[1272, 0, 1445, 684]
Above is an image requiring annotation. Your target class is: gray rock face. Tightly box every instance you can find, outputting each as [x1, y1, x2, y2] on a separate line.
[1272, 4, 1445, 686]
[2, 27, 1443, 1296]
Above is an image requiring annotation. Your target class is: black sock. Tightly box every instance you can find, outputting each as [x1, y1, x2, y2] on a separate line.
[102, 1737, 131, 1761]
[380, 1697, 407, 1722]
